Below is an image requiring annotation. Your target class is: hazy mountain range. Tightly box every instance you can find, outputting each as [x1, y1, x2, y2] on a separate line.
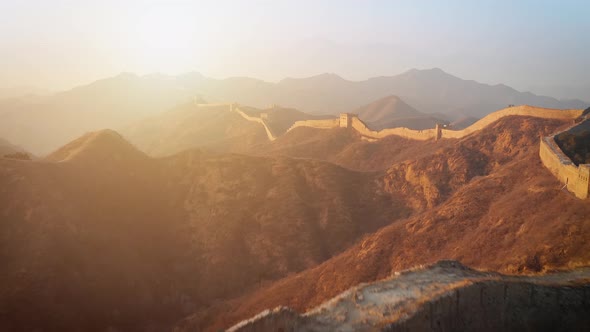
[0, 68, 587, 155]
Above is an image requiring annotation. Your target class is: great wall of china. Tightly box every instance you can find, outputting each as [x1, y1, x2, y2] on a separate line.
[287, 105, 583, 141]
[195, 102, 588, 199]
[539, 114, 590, 199]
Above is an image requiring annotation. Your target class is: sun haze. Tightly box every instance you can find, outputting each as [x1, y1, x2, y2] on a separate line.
[0, 0, 589, 100]
[1, 1, 590, 332]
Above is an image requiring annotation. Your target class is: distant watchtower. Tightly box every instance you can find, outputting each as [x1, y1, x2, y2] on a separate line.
[340, 113, 354, 128]
[435, 123, 443, 141]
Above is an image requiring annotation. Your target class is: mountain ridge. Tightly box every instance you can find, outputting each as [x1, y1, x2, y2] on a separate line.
[1, 68, 586, 155]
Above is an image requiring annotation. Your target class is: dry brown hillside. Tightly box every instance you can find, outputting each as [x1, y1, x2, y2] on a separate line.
[175, 116, 590, 331]
[0, 130, 408, 331]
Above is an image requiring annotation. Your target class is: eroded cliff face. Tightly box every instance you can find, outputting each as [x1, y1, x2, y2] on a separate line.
[227, 261, 590, 332]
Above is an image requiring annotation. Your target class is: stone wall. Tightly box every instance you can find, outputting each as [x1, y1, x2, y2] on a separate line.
[197, 103, 583, 144]
[287, 119, 340, 132]
[385, 281, 590, 332]
[226, 307, 303, 332]
[441, 105, 583, 139]
[199, 103, 278, 141]
[539, 117, 590, 199]
[228, 278, 590, 332]
[351, 116, 438, 140]
[339, 113, 353, 128]
[285, 106, 583, 142]
[351, 105, 582, 141]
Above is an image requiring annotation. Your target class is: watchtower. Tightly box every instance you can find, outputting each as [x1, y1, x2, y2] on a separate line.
[340, 113, 353, 128]
[435, 124, 443, 141]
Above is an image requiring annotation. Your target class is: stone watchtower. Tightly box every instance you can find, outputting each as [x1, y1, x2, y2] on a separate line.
[340, 113, 354, 128]
[435, 123, 443, 141]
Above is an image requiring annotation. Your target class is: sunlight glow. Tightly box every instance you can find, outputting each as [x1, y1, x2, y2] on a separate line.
[125, 6, 205, 73]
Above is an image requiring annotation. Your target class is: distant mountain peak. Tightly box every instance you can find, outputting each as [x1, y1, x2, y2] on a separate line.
[402, 67, 456, 78]
[115, 72, 139, 80]
[355, 95, 424, 125]
[45, 129, 146, 164]
[314, 72, 344, 79]
[280, 72, 347, 84]
[377, 94, 403, 102]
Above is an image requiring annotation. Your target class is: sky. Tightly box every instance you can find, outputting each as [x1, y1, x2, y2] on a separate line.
[1, 0, 589, 100]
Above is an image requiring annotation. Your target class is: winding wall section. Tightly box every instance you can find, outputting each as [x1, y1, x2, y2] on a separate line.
[199, 103, 583, 142]
[196, 103, 277, 141]
[285, 105, 583, 141]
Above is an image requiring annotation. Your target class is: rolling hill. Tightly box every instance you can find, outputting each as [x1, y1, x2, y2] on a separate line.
[123, 103, 270, 156]
[0, 130, 407, 331]
[0, 137, 28, 157]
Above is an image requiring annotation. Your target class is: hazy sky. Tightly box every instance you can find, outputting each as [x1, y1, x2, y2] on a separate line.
[1, 0, 589, 100]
